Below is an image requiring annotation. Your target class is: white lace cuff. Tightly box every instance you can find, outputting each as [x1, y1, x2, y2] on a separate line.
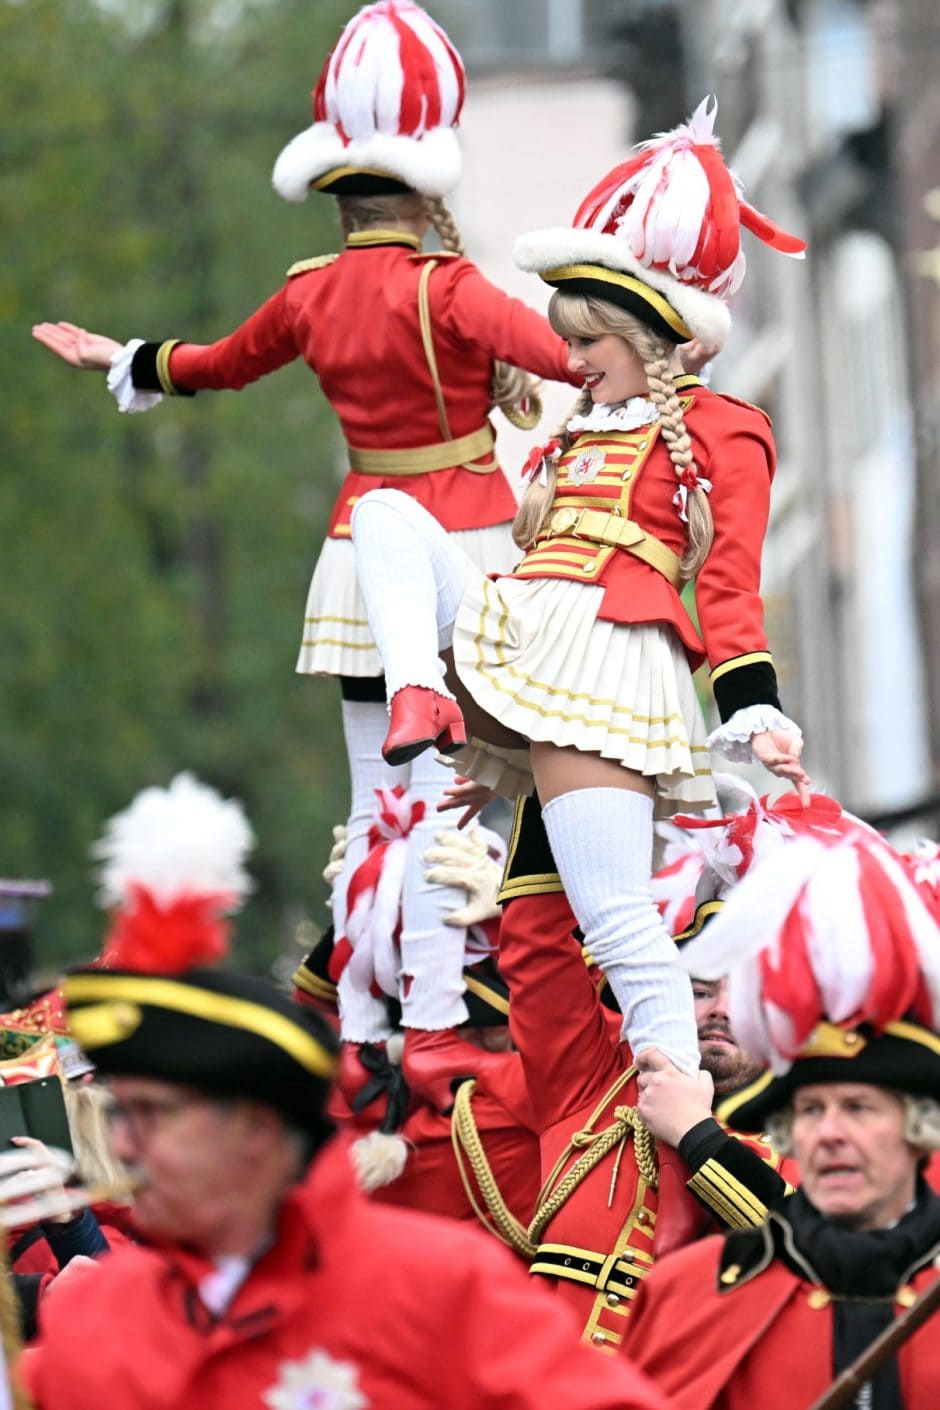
[707, 705, 803, 762]
[106, 340, 163, 414]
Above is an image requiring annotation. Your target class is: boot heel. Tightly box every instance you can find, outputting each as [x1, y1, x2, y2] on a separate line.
[436, 722, 467, 754]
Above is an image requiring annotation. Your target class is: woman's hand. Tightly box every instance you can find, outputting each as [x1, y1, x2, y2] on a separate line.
[435, 775, 496, 830]
[751, 727, 811, 807]
[677, 339, 718, 376]
[32, 322, 122, 371]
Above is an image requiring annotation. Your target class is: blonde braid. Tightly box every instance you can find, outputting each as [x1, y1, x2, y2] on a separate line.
[639, 333, 714, 579]
[511, 388, 593, 550]
[424, 197, 542, 432]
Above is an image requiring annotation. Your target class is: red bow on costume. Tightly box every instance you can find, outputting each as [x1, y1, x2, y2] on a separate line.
[521, 437, 561, 486]
[673, 465, 713, 523]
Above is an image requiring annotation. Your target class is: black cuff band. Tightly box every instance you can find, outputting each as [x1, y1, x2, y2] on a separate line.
[678, 1117, 727, 1172]
[129, 341, 195, 397]
[712, 660, 781, 722]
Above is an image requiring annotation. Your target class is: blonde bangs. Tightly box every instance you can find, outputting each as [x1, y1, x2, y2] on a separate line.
[548, 289, 647, 344]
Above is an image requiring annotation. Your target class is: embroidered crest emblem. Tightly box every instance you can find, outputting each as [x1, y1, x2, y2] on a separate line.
[568, 448, 605, 485]
[263, 1349, 369, 1410]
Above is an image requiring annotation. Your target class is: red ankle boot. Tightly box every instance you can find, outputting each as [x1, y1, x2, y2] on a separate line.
[382, 687, 467, 766]
[402, 1027, 508, 1114]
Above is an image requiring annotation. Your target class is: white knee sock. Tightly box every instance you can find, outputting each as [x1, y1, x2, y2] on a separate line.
[398, 748, 471, 1031]
[351, 490, 472, 701]
[542, 788, 699, 1075]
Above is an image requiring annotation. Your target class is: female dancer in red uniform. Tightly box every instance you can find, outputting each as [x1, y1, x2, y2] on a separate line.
[32, 2, 576, 1099]
[348, 99, 812, 1078]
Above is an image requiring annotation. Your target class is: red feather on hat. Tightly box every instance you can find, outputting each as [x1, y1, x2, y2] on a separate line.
[92, 773, 254, 973]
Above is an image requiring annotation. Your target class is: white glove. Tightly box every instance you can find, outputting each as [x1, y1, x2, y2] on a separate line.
[425, 828, 503, 928]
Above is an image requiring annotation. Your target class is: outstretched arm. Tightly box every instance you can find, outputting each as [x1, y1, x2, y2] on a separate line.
[32, 322, 122, 371]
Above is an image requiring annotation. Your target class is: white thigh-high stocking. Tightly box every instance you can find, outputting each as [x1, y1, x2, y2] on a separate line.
[542, 788, 699, 1075]
[350, 490, 473, 701]
[398, 748, 470, 1031]
[333, 699, 405, 1043]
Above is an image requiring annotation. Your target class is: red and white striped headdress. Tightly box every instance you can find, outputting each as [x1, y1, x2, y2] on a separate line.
[680, 828, 940, 1077]
[273, 1, 465, 202]
[514, 97, 806, 349]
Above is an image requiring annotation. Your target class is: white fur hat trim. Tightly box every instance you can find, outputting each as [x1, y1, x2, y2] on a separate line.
[273, 123, 461, 202]
[513, 226, 732, 348]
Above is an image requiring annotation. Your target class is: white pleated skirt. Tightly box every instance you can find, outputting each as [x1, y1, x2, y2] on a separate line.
[452, 572, 715, 816]
[295, 524, 519, 678]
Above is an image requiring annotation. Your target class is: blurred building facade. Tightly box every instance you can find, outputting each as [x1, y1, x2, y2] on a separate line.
[435, 0, 940, 828]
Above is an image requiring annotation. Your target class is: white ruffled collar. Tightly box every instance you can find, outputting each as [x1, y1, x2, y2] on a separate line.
[566, 397, 660, 434]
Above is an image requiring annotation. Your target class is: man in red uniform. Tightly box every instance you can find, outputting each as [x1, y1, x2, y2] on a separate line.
[629, 1025, 940, 1410]
[628, 832, 940, 1410]
[493, 794, 795, 1354]
[22, 960, 671, 1410]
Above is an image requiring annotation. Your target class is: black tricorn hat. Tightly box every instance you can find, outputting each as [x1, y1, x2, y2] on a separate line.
[63, 966, 339, 1137]
[715, 1019, 940, 1133]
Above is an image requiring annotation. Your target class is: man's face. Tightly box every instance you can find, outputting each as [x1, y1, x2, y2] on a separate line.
[791, 1082, 919, 1230]
[106, 1076, 257, 1251]
[692, 978, 764, 1097]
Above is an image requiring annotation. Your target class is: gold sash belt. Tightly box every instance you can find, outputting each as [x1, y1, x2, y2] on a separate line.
[347, 424, 496, 476]
[538, 505, 681, 588]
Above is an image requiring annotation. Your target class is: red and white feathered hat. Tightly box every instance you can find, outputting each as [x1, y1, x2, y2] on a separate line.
[65, 774, 339, 1132]
[91, 771, 255, 971]
[514, 97, 806, 349]
[273, 1, 465, 202]
[678, 822, 940, 1130]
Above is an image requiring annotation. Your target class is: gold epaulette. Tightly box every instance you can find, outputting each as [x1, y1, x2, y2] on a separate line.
[717, 392, 773, 428]
[286, 253, 339, 278]
[408, 250, 461, 262]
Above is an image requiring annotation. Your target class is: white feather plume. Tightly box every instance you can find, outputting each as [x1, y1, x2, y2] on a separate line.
[679, 837, 829, 980]
[92, 772, 254, 910]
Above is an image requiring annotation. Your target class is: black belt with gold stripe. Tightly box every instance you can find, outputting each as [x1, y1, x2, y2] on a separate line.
[530, 1243, 649, 1300]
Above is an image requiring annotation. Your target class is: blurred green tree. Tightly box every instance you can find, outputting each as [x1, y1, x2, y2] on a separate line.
[1, 0, 358, 974]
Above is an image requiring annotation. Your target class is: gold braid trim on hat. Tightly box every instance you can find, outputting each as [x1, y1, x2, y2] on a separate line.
[451, 1080, 537, 1259]
[528, 1067, 657, 1248]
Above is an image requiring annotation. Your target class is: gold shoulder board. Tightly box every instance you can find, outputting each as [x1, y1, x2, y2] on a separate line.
[409, 250, 462, 263]
[286, 253, 340, 278]
[718, 393, 773, 429]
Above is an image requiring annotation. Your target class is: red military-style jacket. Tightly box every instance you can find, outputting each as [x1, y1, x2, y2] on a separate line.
[627, 1215, 940, 1410]
[141, 232, 574, 535]
[21, 1135, 668, 1410]
[496, 795, 797, 1355]
[511, 379, 778, 716]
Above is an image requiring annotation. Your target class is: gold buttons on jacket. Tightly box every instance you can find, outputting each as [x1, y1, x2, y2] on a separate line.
[582, 561, 596, 575]
[606, 1293, 620, 1308]
[550, 507, 579, 535]
[896, 1285, 917, 1308]
[591, 1333, 607, 1346]
[636, 1210, 650, 1225]
[807, 1288, 830, 1310]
